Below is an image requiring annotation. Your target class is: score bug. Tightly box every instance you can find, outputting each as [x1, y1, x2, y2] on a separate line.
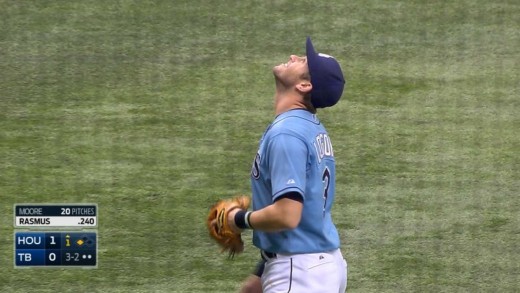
[14, 231, 97, 268]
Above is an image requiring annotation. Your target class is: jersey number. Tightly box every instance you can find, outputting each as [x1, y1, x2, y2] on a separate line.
[322, 168, 331, 215]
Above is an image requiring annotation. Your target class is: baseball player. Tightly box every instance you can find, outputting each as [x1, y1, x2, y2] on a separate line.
[230, 37, 348, 292]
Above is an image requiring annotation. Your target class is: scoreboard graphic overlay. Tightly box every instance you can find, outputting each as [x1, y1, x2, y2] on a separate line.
[14, 204, 98, 268]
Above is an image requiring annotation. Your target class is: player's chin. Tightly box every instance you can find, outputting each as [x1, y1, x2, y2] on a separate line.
[272, 65, 285, 78]
[273, 63, 286, 72]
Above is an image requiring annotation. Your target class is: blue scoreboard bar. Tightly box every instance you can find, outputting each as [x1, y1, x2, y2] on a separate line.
[14, 231, 97, 268]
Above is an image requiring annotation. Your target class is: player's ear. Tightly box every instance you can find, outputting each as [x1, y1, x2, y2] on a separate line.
[296, 81, 312, 94]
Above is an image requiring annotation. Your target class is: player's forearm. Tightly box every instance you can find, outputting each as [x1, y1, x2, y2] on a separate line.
[248, 198, 302, 232]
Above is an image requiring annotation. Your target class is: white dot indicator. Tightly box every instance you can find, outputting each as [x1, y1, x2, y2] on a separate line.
[88, 254, 92, 259]
[82, 254, 86, 259]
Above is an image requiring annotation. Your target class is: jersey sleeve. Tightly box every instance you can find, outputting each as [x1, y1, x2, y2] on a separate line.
[267, 133, 308, 201]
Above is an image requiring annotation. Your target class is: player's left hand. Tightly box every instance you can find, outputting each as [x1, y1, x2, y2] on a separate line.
[227, 208, 242, 234]
[206, 195, 250, 257]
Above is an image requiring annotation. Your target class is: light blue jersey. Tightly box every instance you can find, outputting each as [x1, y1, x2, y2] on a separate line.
[250, 109, 340, 254]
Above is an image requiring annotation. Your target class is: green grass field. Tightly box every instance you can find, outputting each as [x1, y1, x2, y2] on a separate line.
[1, 0, 518, 292]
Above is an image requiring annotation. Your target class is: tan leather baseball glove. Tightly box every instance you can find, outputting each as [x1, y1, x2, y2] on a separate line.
[207, 195, 250, 258]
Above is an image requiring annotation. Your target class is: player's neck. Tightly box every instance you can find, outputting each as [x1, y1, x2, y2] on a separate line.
[273, 77, 315, 115]
[273, 92, 312, 116]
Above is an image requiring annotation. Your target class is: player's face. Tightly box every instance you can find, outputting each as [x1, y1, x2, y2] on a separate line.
[273, 55, 309, 86]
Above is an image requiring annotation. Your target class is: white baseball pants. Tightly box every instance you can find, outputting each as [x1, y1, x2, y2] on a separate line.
[261, 249, 347, 293]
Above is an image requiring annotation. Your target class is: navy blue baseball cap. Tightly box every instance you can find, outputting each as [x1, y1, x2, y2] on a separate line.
[306, 37, 345, 108]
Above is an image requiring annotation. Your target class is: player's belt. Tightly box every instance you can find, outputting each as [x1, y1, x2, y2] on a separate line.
[261, 250, 277, 260]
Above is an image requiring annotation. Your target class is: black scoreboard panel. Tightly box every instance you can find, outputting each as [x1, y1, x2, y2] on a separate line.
[15, 231, 97, 267]
[14, 203, 98, 268]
